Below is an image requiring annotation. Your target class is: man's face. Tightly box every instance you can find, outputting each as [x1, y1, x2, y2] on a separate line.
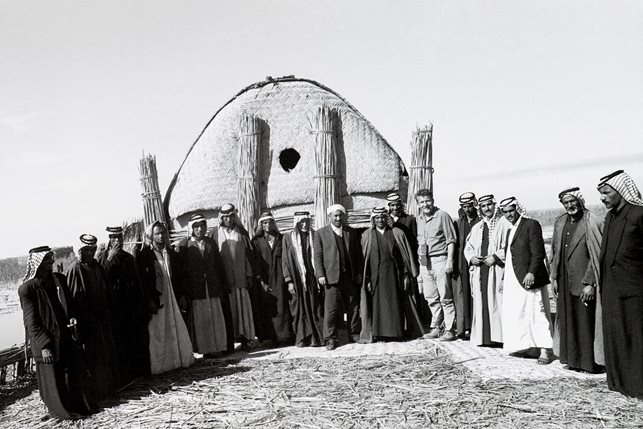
[296, 218, 310, 233]
[374, 214, 388, 229]
[109, 236, 123, 250]
[561, 195, 582, 217]
[192, 222, 206, 240]
[329, 210, 345, 228]
[416, 196, 434, 214]
[38, 253, 55, 275]
[388, 201, 402, 216]
[221, 214, 235, 228]
[261, 220, 272, 233]
[152, 225, 166, 246]
[480, 201, 496, 219]
[502, 205, 520, 225]
[461, 203, 476, 218]
[599, 185, 623, 210]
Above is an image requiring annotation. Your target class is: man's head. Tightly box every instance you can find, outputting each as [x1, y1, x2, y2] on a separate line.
[24, 246, 55, 281]
[219, 203, 237, 229]
[189, 214, 207, 240]
[152, 224, 167, 247]
[499, 197, 522, 225]
[371, 207, 390, 230]
[293, 211, 311, 233]
[478, 194, 496, 219]
[458, 192, 478, 219]
[415, 189, 434, 215]
[597, 170, 643, 210]
[327, 204, 347, 228]
[106, 226, 124, 251]
[557, 187, 585, 218]
[78, 234, 98, 261]
[386, 192, 404, 217]
[258, 212, 278, 236]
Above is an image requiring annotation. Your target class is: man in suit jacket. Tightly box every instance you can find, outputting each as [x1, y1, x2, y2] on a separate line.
[177, 213, 228, 356]
[597, 170, 643, 399]
[314, 204, 362, 350]
[550, 187, 603, 373]
[499, 197, 554, 364]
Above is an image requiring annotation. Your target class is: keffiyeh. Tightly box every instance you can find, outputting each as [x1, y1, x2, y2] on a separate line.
[598, 170, 643, 206]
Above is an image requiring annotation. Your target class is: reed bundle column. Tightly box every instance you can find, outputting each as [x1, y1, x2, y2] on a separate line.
[237, 115, 262, 232]
[311, 106, 339, 229]
[407, 124, 434, 216]
[139, 153, 166, 229]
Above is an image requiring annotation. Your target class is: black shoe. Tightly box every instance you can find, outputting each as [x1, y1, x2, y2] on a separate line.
[326, 339, 337, 351]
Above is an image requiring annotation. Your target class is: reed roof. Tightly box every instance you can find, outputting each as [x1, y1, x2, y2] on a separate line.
[164, 76, 407, 223]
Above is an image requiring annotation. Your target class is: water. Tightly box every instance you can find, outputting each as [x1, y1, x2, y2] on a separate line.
[0, 284, 24, 349]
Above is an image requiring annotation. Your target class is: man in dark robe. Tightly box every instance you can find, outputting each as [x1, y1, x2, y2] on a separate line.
[66, 234, 118, 401]
[176, 214, 228, 357]
[360, 208, 420, 342]
[452, 192, 480, 339]
[96, 226, 150, 386]
[550, 188, 604, 374]
[19, 246, 93, 420]
[252, 211, 294, 345]
[314, 204, 362, 350]
[596, 170, 643, 398]
[282, 211, 324, 347]
[387, 192, 427, 337]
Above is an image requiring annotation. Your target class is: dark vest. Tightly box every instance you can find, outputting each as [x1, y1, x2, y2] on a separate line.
[333, 231, 352, 277]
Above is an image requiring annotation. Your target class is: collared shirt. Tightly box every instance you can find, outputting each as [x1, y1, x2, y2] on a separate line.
[417, 208, 457, 256]
[331, 224, 343, 237]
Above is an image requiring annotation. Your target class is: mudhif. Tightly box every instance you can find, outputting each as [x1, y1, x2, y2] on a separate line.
[18, 246, 94, 419]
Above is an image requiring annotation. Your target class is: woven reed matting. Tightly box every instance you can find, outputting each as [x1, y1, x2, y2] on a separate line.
[166, 77, 408, 221]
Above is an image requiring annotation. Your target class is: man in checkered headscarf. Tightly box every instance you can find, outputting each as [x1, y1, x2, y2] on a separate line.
[596, 170, 643, 399]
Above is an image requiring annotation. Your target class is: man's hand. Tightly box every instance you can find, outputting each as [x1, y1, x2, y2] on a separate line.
[318, 277, 327, 287]
[287, 282, 296, 295]
[445, 259, 454, 274]
[483, 256, 497, 267]
[403, 275, 411, 293]
[551, 279, 558, 296]
[107, 247, 118, 261]
[580, 285, 595, 303]
[522, 273, 535, 289]
[261, 281, 271, 292]
[470, 255, 484, 266]
[366, 282, 373, 294]
[41, 348, 54, 364]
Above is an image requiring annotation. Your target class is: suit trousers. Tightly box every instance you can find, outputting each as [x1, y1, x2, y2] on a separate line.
[419, 256, 456, 332]
[323, 276, 360, 341]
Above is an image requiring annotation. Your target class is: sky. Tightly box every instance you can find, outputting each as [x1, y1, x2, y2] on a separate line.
[1, 0, 642, 258]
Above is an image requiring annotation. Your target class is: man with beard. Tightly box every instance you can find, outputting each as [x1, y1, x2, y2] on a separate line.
[550, 187, 603, 374]
[66, 234, 118, 401]
[96, 226, 149, 386]
[415, 189, 458, 342]
[464, 194, 510, 347]
[453, 192, 480, 340]
[499, 197, 553, 364]
[19, 246, 93, 419]
[137, 221, 194, 374]
[314, 204, 362, 350]
[282, 211, 324, 347]
[386, 192, 418, 252]
[208, 204, 256, 351]
[176, 214, 228, 357]
[252, 211, 294, 345]
[359, 207, 419, 342]
[596, 170, 643, 398]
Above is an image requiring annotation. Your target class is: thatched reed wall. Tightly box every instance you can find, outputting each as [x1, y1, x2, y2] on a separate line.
[164, 76, 409, 232]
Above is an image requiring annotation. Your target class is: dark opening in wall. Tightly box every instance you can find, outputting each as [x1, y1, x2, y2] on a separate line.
[279, 148, 301, 172]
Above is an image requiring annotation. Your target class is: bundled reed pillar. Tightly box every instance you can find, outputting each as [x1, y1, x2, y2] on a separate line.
[237, 115, 262, 232]
[311, 106, 339, 229]
[407, 124, 434, 215]
[139, 153, 166, 229]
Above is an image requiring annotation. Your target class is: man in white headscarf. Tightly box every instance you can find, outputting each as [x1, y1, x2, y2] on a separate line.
[597, 170, 643, 398]
[282, 211, 323, 347]
[19, 246, 93, 419]
[464, 194, 510, 347]
[550, 187, 604, 373]
[499, 197, 553, 364]
[314, 204, 362, 350]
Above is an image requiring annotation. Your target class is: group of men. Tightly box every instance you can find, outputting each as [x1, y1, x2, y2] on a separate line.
[18, 170, 643, 420]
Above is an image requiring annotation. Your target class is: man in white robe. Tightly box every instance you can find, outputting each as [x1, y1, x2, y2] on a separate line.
[464, 194, 510, 346]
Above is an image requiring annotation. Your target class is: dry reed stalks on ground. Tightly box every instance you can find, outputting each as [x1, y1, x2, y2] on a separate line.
[1, 343, 641, 428]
